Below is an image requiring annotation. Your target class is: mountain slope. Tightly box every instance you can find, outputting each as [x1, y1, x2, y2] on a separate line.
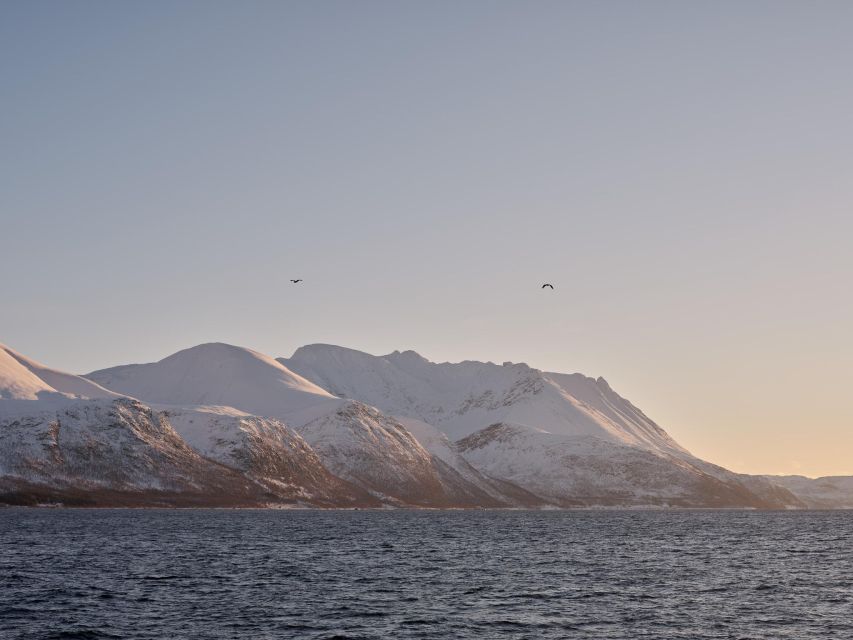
[1, 340, 819, 509]
[397, 416, 545, 507]
[456, 423, 795, 508]
[86, 343, 526, 507]
[162, 405, 375, 506]
[282, 344, 685, 454]
[87, 342, 336, 420]
[0, 397, 269, 506]
[0, 344, 374, 507]
[1, 343, 119, 402]
[282, 344, 805, 508]
[296, 401, 530, 507]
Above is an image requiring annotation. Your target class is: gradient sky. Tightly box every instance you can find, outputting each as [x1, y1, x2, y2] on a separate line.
[2, 1, 852, 477]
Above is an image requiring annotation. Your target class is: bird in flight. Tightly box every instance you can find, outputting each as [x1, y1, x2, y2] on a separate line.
[290, 279, 303, 283]
[542, 283, 554, 289]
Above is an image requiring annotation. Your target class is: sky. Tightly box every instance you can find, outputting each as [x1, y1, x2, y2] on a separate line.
[2, 1, 852, 477]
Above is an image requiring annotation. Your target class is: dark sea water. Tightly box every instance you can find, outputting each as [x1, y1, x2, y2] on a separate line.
[1, 509, 851, 639]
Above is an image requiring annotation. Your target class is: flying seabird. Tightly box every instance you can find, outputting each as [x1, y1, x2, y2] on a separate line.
[541, 283, 554, 289]
[290, 279, 303, 283]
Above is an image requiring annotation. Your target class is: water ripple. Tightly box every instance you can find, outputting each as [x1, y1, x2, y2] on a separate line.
[1, 509, 851, 639]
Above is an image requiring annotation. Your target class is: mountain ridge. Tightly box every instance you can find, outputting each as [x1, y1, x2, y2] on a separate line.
[0, 339, 840, 509]
[281, 343, 687, 454]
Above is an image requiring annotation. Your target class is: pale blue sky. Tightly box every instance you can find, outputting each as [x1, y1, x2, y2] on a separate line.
[2, 1, 852, 475]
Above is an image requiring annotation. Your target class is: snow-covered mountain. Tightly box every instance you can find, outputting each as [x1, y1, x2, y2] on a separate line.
[396, 417, 546, 506]
[0, 344, 371, 507]
[297, 401, 535, 507]
[1, 343, 119, 403]
[160, 405, 373, 507]
[0, 339, 831, 509]
[456, 423, 788, 508]
[282, 344, 686, 454]
[1, 344, 209, 502]
[85, 343, 531, 507]
[0, 397, 265, 505]
[281, 344, 802, 508]
[88, 343, 336, 420]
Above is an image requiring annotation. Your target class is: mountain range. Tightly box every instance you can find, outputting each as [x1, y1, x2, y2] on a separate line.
[1, 341, 848, 508]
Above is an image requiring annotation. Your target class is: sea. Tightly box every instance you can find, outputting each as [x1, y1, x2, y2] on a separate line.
[1, 509, 850, 639]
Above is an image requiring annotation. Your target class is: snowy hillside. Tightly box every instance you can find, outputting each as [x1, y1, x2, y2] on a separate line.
[0, 397, 269, 506]
[457, 423, 790, 508]
[282, 344, 802, 508]
[87, 343, 336, 419]
[85, 343, 532, 506]
[397, 416, 545, 506]
[162, 405, 374, 506]
[0, 344, 372, 507]
[282, 344, 686, 454]
[296, 401, 530, 507]
[0, 339, 832, 509]
[1, 343, 119, 403]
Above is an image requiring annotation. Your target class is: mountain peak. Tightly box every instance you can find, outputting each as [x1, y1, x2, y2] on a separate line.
[1, 343, 120, 402]
[87, 342, 335, 419]
[290, 343, 373, 362]
[162, 342, 271, 362]
[384, 349, 429, 365]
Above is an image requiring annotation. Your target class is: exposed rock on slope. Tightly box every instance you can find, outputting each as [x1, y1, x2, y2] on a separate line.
[162, 406, 376, 507]
[297, 401, 532, 507]
[0, 398, 266, 506]
[397, 416, 546, 507]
